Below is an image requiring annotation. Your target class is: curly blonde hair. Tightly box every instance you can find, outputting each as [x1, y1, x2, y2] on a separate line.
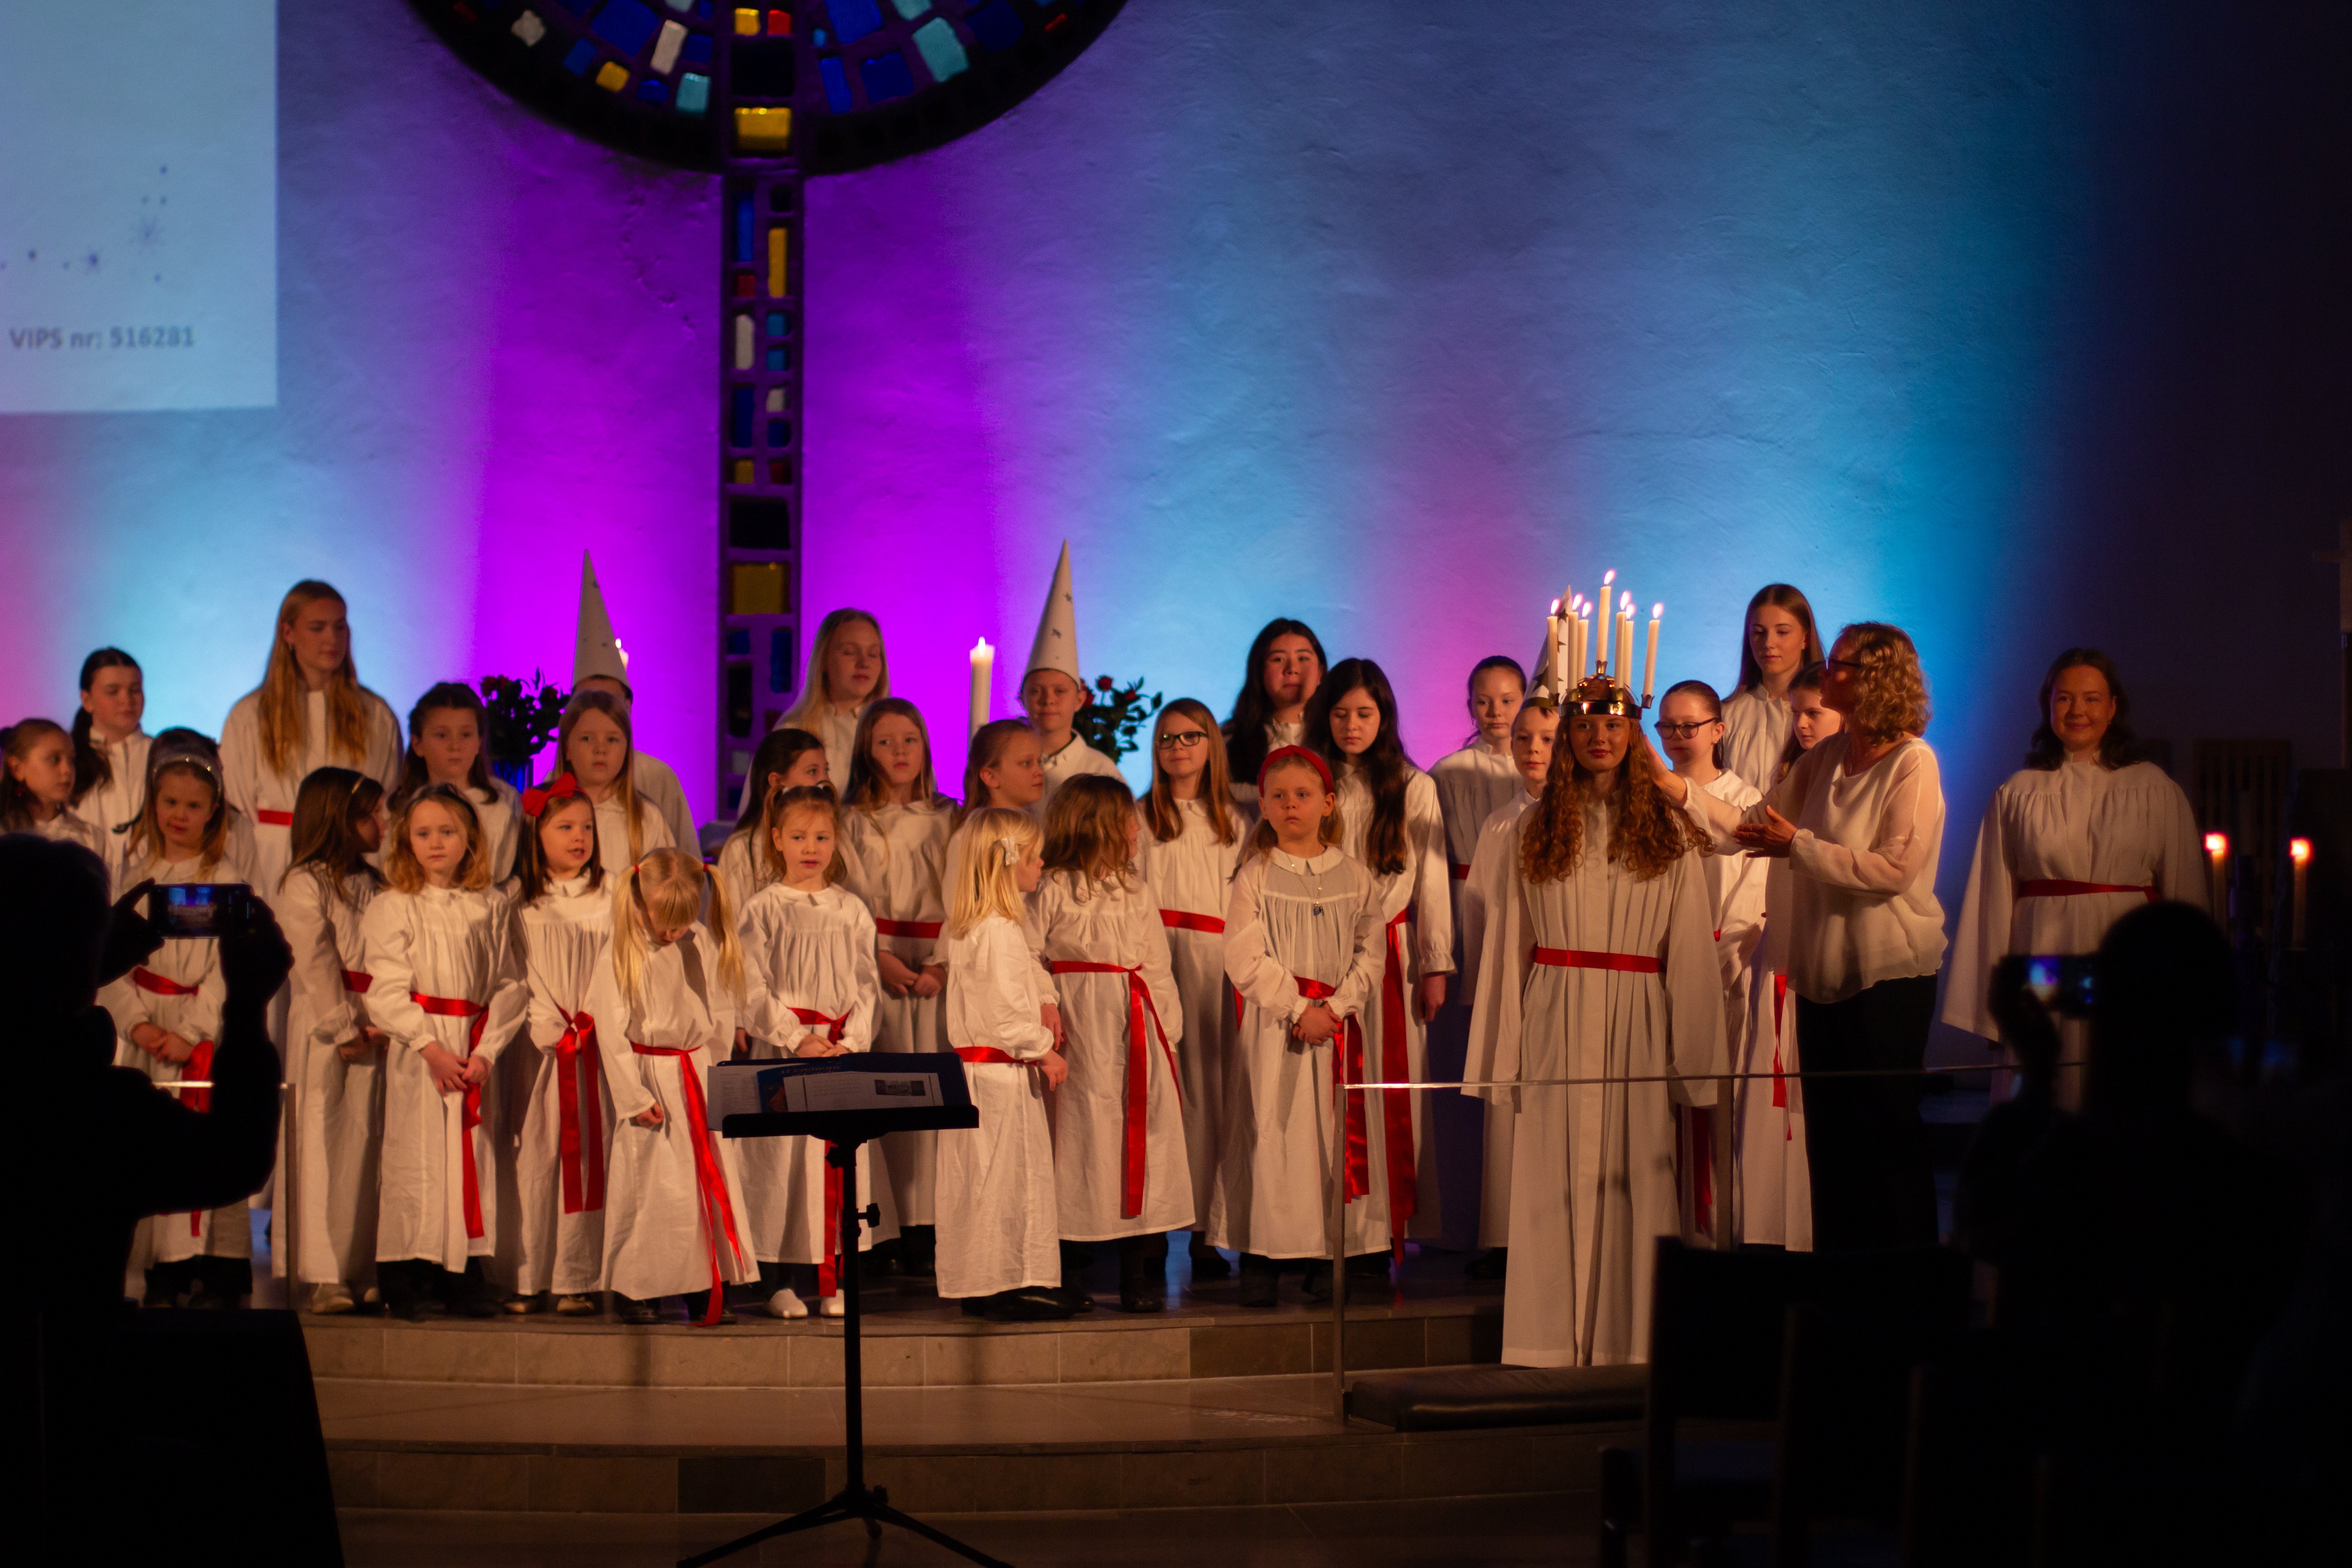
[1519, 724, 1695, 884]
[1835, 622, 1931, 741]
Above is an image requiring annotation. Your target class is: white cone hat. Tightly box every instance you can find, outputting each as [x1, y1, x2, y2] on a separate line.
[1024, 540, 1083, 687]
[574, 550, 630, 689]
[1529, 614, 1561, 704]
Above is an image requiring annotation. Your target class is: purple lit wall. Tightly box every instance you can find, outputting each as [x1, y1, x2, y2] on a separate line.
[3, 1, 2348, 923]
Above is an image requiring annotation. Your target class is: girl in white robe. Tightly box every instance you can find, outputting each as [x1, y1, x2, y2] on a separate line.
[1135, 699, 1251, 1278]
[220, 581, 405, 901]
[1210, 747, 1386, 1307]
[277, 767, 389, 1312]
[1717, 584, 1825, 795]
[1944, 650, 2206, 1110]
[1036, 775, 1191, 1311]
[507, 778, 614, 1314]
[102, 745, 257, 1305]
[1465, 713, 1727, 1367]
[943, 719, 1048, 921]
[557, 689, 674, 881]
[772, 607, 889, 791]
[395, 683, 523, 884]
[68, 648, 151, 884]
[839, 698, 954, 1269]
[937, 808, 1077, 1318]
[715, 727, 829, 917]
[364, 784, 526, 1318]
[1222, 618, 1328, 810]
[1310, 658, 1456, 1254]
[737, 786, 891, 1319]
[3, 718, 106, 868]
[588, 849, 755, 1324]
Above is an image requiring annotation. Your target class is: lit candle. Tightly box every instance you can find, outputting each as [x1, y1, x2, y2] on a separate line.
[2204, 831, 2229, 925]
[968, 637, 994, 739]
[1597, 571, 1615, 675]
[1642, 603, 1662, 703]
[2290, 836, 2312, 949]
[1570, 600, 1587, 683]
[1543, 602, 1563, 694]
[1616, 592, 1634, 688]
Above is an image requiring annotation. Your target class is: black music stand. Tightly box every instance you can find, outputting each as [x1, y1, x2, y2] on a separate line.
[680, 1053, 996, 1568]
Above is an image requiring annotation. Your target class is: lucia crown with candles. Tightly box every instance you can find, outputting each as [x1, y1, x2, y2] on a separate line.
[1537, 568, 1664, 716]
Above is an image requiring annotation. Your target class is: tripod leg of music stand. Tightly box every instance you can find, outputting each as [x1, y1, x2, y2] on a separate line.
[868, 1499, 1016, 1568]
[675, 1493, 851, 1568]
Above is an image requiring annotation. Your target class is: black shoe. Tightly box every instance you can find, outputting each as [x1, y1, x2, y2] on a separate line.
[959, 1297, 990, 1319]
[1056, 1285, 1096, 1314]
[684, 1290, 737, 1326]
[379, 1261, 427, 1322]
[616, 1295, 658, 1325]
[864, 1239, 901, 1278]
[1117, 1234, 1168, 1313]
[185, 1288, 238, 1311]
[985, 1287, 1079, 1322]
[1465, 1247, 1509, 1281]
[898, 1224, 937, 1278]
[1188, 1235, 1232, 1281]
[1301, 1260, 1333, 1304]
[1346, 1250, 1390, 1280]
[1237, 1254, 1278, 1308]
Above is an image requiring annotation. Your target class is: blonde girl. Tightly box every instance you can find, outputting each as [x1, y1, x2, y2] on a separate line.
[221, 580, 404, 898]
[69, 648, 150, 882]
[558, 688, 673, 880]
[1210, 746, 1384, 1308]
[936, 808, 1076, 1320]
[363, 783, 526, 1319]
[508, 774, 614, 1315]
[737, 785, 890, 1319]
[1135, 698, 1249, 1279]
[3, 719, 102, 860]
[279, 767, 390, 1313]
[838, 696, 954, 1271]
[716, 725, 828, 916]
[395, 682, 521, 884]
[775, 607, 889, 787]
[586, 849, 753, 1324]
[101, 738, 259, 1305]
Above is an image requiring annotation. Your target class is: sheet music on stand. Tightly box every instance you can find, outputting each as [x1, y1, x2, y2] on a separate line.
[708, 1053, 978, 1141]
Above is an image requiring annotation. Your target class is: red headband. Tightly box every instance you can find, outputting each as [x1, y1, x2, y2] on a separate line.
[521, 772, 582, 820]
[1258, 745, 1334, 797]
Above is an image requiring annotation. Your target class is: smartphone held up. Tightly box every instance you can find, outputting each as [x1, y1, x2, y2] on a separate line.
[150, 883, 260, 941]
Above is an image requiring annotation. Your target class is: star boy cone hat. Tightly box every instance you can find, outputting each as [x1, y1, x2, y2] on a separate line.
[1529, 614, 1562, 704]
[574, 550, 630, 689]
[1024, 540, 1082, 686]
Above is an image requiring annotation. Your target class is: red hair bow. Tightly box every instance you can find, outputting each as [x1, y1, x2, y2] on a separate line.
[522, 773, 583, 819]
[1258, 745, 1334, 796]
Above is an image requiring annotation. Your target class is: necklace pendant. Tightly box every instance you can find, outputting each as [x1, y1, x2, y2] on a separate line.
[1312, 904, 1324, 917]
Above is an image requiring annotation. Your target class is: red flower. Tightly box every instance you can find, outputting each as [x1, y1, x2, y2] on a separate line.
[1096, 675, 1115, 691]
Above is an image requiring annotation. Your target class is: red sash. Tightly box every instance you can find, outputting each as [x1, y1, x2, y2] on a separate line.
[630, 1042, 748, 1325]
[1161, 910, 1245, 1030]
[412, 992, 490, 1241]
[552, 1009, 607, 1215]
[790, 1005, 849, 1297]
[874, 917, 942, 940]
[1772, 973, 1790, 1123]
[2016, 879, 2157, 902]
[132, 964, 199, 999]
[1448, 861, 1471, 881]
[1372, 907, 1420, 1239]
[1296, 976, 1371, 1203]
[1529, 947, 1663, 974]
[132, 967, 215, 1232]
[342, 969, 373, 993]
[954, 1045, 1025, 1066]
[1683, 1107, 1715, 1235]
[1049, 960, 1184, 1219]
[255, 809, 294, 827]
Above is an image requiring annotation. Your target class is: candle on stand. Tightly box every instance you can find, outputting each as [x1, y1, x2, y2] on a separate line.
[1570, 601, 1587, 683]
[2204, 831, 2230, 928]
[1616, 592, 1634, 688]
[1598, 571, 1615, 674]
[1543, 602, 1563, 694]
[1642, 603, 1662, 703]
[968, 637, 994, 739]
[2290, 836, 2312, 949]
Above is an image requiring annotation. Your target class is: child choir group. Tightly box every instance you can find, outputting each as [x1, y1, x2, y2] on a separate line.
[0, 545, 2207, 1365]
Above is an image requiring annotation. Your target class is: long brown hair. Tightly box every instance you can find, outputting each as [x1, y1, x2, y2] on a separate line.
[126, 737, 230, 874]
[759, 784, 848, 886]
[513, 790, 605, 905]
[1142, 698, 1237, 846]
[0, 719, 70, 831]
[1306, 657, 1412, 875]
[257, 581, 377, 776]
[558, 688, 650, 865]
[777, 608, 889, 732]
[954, 718, 1035, 832]
[1042, 774, 1138, 886]
[1733, 583, 1824, 695]
[1658, 678, 1728, 772]
[1519, 720, 1695, 884]
[282, 766, 386, 895]
[385, 783, 493, 894]
[842, 698, 949, 813]
[395, 681, 497, 805]
[69, 648, 140, 804]
[2025, 647, 2139, 771]
[1223, 617, 1327, 784]
[1776, 662, 1831, 781]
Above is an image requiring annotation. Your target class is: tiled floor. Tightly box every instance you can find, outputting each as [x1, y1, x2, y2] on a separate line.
[339, 1494, 1602, 1566]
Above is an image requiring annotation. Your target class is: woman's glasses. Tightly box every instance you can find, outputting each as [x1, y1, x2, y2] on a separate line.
[1155, 730, 1208, 750]
[1654, 720, 1717, 740]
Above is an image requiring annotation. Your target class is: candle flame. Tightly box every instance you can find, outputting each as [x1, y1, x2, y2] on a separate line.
[1620, 591, 1633, 613]
[1602, 569, 1615, 586]
[1651, 602, 1664, 620]
[971, 637, 992, 656]
[2291, 836, 2313, 865]
[2204, 831, 2229, 856]
[1550, 599, 1561, 615]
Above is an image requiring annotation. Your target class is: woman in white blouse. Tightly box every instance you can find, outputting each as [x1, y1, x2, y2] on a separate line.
[1943, 649, 2204, 1109]
[1659, 621, 1946, 1252]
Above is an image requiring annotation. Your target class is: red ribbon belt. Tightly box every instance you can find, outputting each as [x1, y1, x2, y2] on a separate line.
[255, 809, 294, 826]
[2016, 879, 2157, 901]
[954, 1046, 1025, 1066]
[1049, 960, 1183, 1219]
[1160, 910, 1246, 1031]
[1372, 908, 1420, 1240]
[133, 964, 200, 998]
[131, 967, 216, 1131]
[1772, 973, 1790, 1122]
[1296, 975, 1371, 1204]
[1529, 947, 1663, 974]
[552, 1008, 607, 1216]
[1684, 1107, 1715, 1235]
[631, 1042, 748, 1325]
[341, 969, 373, 993]
[412, 992, 490, 1241]
[873, 917, 942, 939]
[790, 1005, 849, 1297]
[1449, 861, 1471, 881]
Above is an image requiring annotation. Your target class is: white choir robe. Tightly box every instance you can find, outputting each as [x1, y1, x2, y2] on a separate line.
[27, 809, 106, 872]
[221, 688, 404, 901]
[1429, 742, 1522, 1246]
[1032, 735, 1124, 823]
[588, 925, 757, 1300]
[1207, 847, 1388, 1259]
[102, 848, 258, 1279]
[715, 829, 775, 923]
[1944, 757, 2206, 1109]
[1431, 744, 1522, 906]
[1465, 805, 1728, 1367]
[843, 797, 952, 1224]
[1034, 870, 1193, 1240]
[737, 881, 892, 1275]
[772, 702, 863, 804]
[1135, 796, 1252, 1229]
[512, 875, 615, 1296]
[1335, 763, 1456, 1242]
[591, 789, 676, 881]
[1458, 790, 1538, 1248]
[280, 865, 382, 1287]
[364, 885, 526, 1273]
[936, 916, 1062, 1297]
[1230, 718, 1306, 811]
[1720, 687, 1793, 797]
[72, 728, 152, 886]
[462, 779, 523, 885]
[631, 749, 703, 860]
